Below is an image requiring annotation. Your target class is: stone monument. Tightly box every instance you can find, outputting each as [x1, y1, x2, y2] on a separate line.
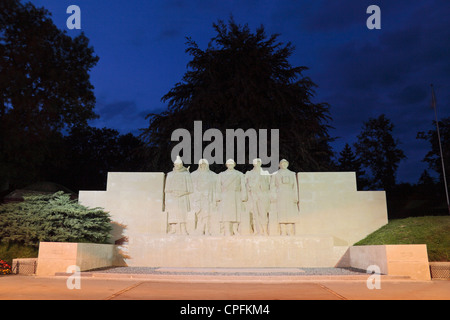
[270, 159, 300, 236]
[245, 158, 271, 235]
[190, 159, 217, 235]
[164, 156, 192, 235]
[78, 156, 389, 268]
[216, 159, 247, 236]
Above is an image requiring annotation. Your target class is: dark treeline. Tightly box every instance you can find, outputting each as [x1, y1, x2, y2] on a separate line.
[1, 1, 448, 219]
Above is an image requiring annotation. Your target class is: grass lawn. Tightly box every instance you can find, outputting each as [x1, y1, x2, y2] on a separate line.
[355, 215, 450, 261]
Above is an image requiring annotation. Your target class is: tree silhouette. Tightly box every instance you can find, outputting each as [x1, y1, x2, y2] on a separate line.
[141, 18, 334, 173]
[354, 114, 406, 191]
[336, 143, 368, 190]
[47, 126, 146, 192]
[0, 0, 99, 187]
[417, 117, 450, 186]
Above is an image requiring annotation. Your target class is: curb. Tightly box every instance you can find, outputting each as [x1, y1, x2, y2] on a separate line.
[52, 272, 411, 283]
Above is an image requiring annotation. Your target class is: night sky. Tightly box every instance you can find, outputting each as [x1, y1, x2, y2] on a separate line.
[29, 0, 450, 184]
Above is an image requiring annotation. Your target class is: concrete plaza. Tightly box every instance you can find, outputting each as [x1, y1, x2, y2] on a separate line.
[0, 272, 449, 301]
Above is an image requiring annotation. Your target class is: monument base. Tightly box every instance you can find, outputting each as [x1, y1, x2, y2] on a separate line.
[120, 235, 349, 268]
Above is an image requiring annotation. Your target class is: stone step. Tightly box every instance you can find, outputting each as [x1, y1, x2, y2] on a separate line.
[54, 267, 411, 282]
[118, 235, 348, 268]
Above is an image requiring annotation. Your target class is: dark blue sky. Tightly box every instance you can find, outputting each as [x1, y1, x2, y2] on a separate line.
[30, 0, 450, 183]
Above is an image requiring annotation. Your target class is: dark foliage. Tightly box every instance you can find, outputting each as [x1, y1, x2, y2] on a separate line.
[141, 18, 334, 173]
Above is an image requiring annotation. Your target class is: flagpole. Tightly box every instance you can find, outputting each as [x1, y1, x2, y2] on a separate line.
[431, 84, 450, 215]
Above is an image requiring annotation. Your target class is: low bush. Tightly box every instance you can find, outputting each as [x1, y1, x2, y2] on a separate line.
[0, 191, 112, 246]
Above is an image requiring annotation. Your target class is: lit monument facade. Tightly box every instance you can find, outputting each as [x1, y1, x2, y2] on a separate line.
[78, 159, 388, 267]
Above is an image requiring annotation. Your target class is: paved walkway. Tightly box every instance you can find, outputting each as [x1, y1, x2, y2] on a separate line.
[0, 273, 450, 300]
[1, 267, 449, 302]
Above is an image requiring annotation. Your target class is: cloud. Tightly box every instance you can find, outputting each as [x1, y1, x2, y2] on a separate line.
[97, 101, 138, 121]
[159, 27, 181, 40]
[305, 1, 450, 183]
[90, 100, 149, 135]
[389, 84, 427, 106]
[300, 1, 368, 32]
[72, 0, 450, 183]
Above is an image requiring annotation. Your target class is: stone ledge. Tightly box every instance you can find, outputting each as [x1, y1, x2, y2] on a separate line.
[337, 245, 431, 281]
[119, 235, 348, 268]
[36, 242, 123, 276]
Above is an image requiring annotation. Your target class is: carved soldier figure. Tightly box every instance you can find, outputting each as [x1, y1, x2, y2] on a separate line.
[216, 159, 247, 236]
[190, 159, 217, 235]
[245, 158, 270, 235]
[164, 156, 193, 235]
[270, 159, 299, 236]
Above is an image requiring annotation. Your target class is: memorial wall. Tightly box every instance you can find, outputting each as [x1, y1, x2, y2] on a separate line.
[78, 158, 388, 267]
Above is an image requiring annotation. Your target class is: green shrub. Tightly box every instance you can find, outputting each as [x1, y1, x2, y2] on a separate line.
[0, 191, 112, 247]
[0, 242, 39, 265]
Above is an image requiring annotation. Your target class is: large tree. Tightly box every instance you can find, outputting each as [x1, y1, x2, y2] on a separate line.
[52, 126, 146, 191]
[336, 143, 368, 190]
[0, 0, 99, 187]
[354, 114, 406, 191]
[141, 18, 334, 173]
[417, 117, 450, 185]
